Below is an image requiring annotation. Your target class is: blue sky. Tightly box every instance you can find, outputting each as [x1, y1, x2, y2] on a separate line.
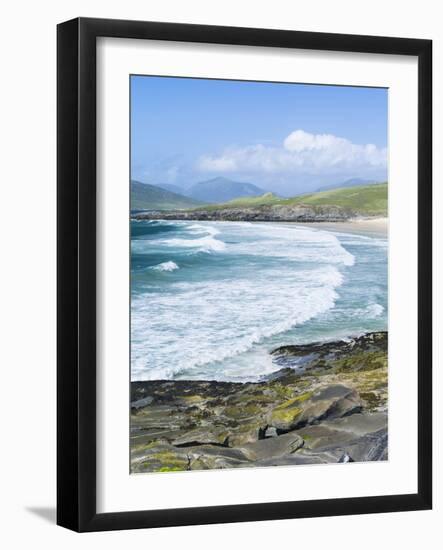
[131, 75, 388, 195]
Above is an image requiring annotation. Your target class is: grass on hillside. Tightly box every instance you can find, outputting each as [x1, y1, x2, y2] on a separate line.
[193, 183, 388, 216]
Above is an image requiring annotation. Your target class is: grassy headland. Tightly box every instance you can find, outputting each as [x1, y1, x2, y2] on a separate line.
[196, 182, 387, 216]
[133, 182, 388, 222]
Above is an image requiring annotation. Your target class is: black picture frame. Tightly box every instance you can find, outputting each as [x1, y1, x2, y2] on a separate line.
[57, 17, 432, 532]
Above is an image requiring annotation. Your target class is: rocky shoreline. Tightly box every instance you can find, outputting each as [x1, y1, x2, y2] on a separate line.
[131, 332, 388, 473]
[132, 203, 360, 223]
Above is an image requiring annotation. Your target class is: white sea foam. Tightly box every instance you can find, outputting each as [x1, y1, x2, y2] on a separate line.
[131, 220, 386, 381]
[339, 302, 384, 320]
[162, 224, 226, 253]
[167, 235, 226, 253]
[131, 265, 343, 380]
[223, 222, 356, 266]
[365, 303, 384, 318]
[188, 223, 220, 235]
[151, 261, 179, 272]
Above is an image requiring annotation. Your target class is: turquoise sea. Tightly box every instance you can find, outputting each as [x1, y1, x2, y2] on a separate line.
[130, 220, 387, 382]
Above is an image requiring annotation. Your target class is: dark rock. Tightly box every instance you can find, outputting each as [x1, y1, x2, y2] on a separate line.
[272, 332, 388, 359]
[132, 203, 356, 223]
[261, 367, 294, 382]
[338, 453, 354, 463]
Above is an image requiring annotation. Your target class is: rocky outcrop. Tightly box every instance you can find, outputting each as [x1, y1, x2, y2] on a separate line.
[132, 203, 357, 223]
[131, 332, 388, 473]
[267, 385, 362, 432]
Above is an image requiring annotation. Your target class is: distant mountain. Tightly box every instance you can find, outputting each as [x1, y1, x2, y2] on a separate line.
[316, 178, 376, 192]
[154, 183, 185, 195]
[186, 177, 267, 203]
[131, 180, 203, 210]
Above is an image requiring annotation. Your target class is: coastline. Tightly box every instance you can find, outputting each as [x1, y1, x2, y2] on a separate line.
[130, 219, 388, 472]
[132, 212, 388, 238]
[131, 332, 388, 473]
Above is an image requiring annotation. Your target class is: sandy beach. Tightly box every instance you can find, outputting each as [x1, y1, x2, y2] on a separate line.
[301, 218, 387, 237]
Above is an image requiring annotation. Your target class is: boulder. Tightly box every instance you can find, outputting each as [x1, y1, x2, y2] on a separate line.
[240, 432, 304, 461]
[341, 429, 388, 462]
[268, 385, 362, 432]
[131, 443, 191, 473]
[301, 385, 362, 422]
[186, 445, 251, 470]
[172, 427, 229, 447]
[226, 423, 266, 447]
[131, 396, 154, 410]
[296, 413, 387, 453]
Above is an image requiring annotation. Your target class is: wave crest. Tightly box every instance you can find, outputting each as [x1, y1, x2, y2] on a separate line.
[151, 261, 179, 272]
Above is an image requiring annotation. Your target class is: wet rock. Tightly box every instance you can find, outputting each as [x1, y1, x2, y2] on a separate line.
[272, 332, 388, 361]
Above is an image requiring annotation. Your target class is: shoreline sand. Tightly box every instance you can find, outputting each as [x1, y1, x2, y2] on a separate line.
[297, 217, 387, 237]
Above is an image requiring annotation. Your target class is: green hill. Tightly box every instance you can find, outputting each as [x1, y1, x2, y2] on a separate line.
[196, 183, 387, 216]
[197, 192, 283, 210]
[131, 180, 204, 210]
[288, 182, 387, 215]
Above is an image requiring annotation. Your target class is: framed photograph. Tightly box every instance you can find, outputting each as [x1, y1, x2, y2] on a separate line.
[57, 17, 432, 532]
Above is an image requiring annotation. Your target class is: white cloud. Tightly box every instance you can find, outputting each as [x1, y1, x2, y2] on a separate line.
[197, 129, 387, 176]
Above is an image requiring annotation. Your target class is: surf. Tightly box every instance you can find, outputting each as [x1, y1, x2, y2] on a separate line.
[129, 219, 390, 382]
